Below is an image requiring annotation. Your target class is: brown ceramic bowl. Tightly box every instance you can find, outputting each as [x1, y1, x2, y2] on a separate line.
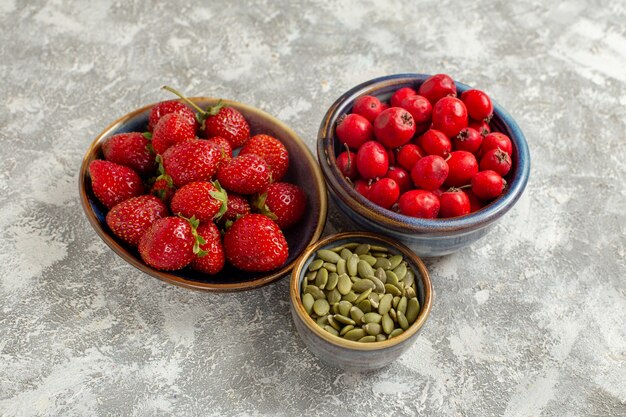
[79, 98, 327, 292]
[289, 232, 433, 371]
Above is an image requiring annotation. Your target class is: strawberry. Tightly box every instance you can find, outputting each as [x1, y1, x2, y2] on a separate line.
[152, 113, 196, 155]
[170, 181, 228, 223]
[254, 182, 306, 229]
[101, 132, 156, 176]
[190, 222, 225, 274]
[221, 193, 251, 223]
[223, 214, 288, 272]
[162, 86, 250, 148]
[239, 134, 289, 181]
[217, 154, 270, 195]
[148, 100, 197, 132]
[138, 216, 204, 271]
[207, 136, 233, 168]
[88, 160, 144, 209]
[162, 139, 222, 187]
[105, 195, 168, 246]
[150, 177, 176, 203]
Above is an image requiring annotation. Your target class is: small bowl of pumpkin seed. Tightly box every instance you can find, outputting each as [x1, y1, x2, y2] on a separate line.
[289, 231, 433, 371]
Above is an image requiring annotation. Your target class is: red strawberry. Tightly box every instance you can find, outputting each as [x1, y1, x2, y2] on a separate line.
[105, 195, 168, 246]
[222, 193, 251, 223]
[148, 100, 197, 132]
[162, 139, 222, 187]
[239, 134, 289, 181]
[88, 160, 144, 209]
[223, 214, 288, 272]
[138, 216, 204, 271]
[101, 132, 156, 176]
[217, 154, 270, 195]
[254, 182, 306, 229]
[150, 177, 176, 203]
[190, 222, 225, 274]
[152, 113, 196, 155]
[170, 181, 228, 223]
[207, 136, 233, 168]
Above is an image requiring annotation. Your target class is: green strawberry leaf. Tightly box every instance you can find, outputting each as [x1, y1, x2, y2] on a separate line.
[142, 132, 153, 140]
[210, 181, 229, 221]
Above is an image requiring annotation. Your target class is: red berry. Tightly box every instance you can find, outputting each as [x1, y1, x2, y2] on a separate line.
[152, 113, 196, 155]
[396, 144, 425, 171]
[207, 136, 233, 168]
[239, 134, 290, 181]
[385, 166, 412, 194]
[88, 160, 144, 209]
[445, 151, 478, 187]
[106, 195, 168, 246]
[390, 87, 417, 108]
[221, 193, 251, 223]
[257, 182, 307, 229]
[336, 113, 374, 149]
[411, 155, 449, 191]
[461, 89, 493, 122]
[336, 150, 358, 180]
[148, 100, 197, 133]
[217, 154, 271, 194]
[454, 127, 483, 155]
[373, 107, 416, 148]
[150, 177, 176, 203]
[354, 179, 371, 198]
[418, 74, 457, 105]
[480, 148, 512, 176]
[204, 106, 250, 148]
[398, 190, 440, 218]
[170, 181, 228, 223]
[469, 119, 491, 136]
[471, 170, 505, 200]
[138, 217, 197, 271]
[352, 95, 385, 123]
[481, 132, 513, 156]
[162, 139, 222, 187]
[419, 129, 452, 157]
[432, 97, 468, 138]
[367, 178, 400, 209]
[223, 214, 288, 272]
[102, 132, 156, 176]
[400, 94, 432, 127]
[356, 141, 389, 180]
[439, 189, 470, 218]
[190, 222, 225, 275]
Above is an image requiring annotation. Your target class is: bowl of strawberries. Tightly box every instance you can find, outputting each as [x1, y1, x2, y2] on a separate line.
[318, 73, 530, 257]
[80, 88, 327, 291]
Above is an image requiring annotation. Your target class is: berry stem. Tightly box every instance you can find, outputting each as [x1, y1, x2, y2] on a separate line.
[162, 85, 206, 114]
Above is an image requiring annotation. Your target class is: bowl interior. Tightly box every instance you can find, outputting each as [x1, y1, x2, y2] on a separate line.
[318, 73, 530, 233]
[290, 232, 432, 350]
[80, 98, 327, 291]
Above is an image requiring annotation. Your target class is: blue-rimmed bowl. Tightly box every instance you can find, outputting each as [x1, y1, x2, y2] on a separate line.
[318, 73, 530, 257]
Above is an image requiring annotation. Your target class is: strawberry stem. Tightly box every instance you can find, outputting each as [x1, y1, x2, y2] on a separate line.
[210, 181, 229, 221]
[162, 85, 205, 114]
[178, 214, 208, 257]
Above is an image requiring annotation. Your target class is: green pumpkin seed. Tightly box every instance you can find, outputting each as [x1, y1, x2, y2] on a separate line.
[364, 275, 385, 293]
[327, 315, 342, 331]
[330, 245, 345, 253]
[340, 248, 353, 260]
[327, 288, 342, 305]
[362, 312, 382, 324]
[375, 267, 387, 283]
[334, 314, 356, 326]
[371, 252, 388, 258]
[305, 285, 326, 300]
[397, 311, 409, 330]
[363, 322, 382, 336]
[336, 259, 346, 275]
[376, 334, 387, 342]
[306, 270, 317, 281]
[406, 298, 420, 324]
[389, 308, 397, 322]
[302, 293, 315, 315]
[332, 303, 340, 314]
[388, 255, 403, 270]
[342, 291, 358, 303]
[349, 306, 364, 323]
[369, 298, 379, 309]
[384, 283, 402, 296]
[397, 296, 408, 316]
[378, 293, 393, 315]
[317, 249, 341, 263]
[349, 275, 360, 283]
[308, 259, 324, 271]
[313, 299, 330, 316]
[347, 254, 359, 276]
[356, 299, 372, 313]
[357, 260, 374, 279]
[324, 325, 339, 336]
[389, 328, 404, 338]
[393, 263, 407, 281]
[353, 278, 375, 293]
[385, 270, 399, 286]
[354, 287, 373, 305]
[343, 328, 366, 341]
[340, 325, 354, 336]
[359, 254, 377, 266]
[370, 244, 389, 252]
[369, 292, 379, 304]
[316, 315, 329, 327]
[405, 286, 416, 299]
[402, 270, 415, 287]
[323, 262, 337, 273]
[337, 301, 353, 317]
[326, 272, 339, 291]
[354, 243, 371, 255]
[343, 242, 359, 249]
[315, 268, 328, 289]
[358, 335, 376, 343]
[374, 257, 392, 270]
[392, 296, 401, 308]
[337, 274, 352, 295]
[382, 313, 394, 334]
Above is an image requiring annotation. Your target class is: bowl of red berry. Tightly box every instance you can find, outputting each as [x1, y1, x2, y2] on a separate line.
[318, 73, 530, 257]
[80, 87, 327, 291]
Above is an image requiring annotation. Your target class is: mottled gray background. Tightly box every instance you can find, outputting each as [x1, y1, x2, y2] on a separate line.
[1, 0, 625, 416]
